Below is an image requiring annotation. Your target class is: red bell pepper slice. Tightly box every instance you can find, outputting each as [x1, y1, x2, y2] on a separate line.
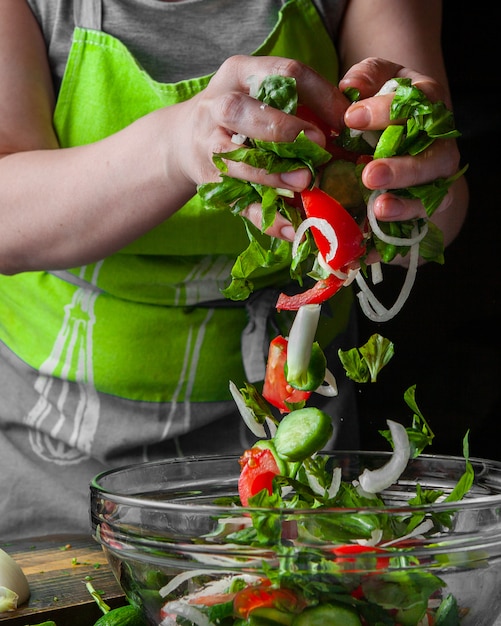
[301, 187, 366, 271]
[275, 273, 344, 311]
[238, 447, 282, 506]
[261, 335, 311, 412]
[332, 544, 390, 572]
[233, 581, 304, 619]
[296, 104, 339, 142]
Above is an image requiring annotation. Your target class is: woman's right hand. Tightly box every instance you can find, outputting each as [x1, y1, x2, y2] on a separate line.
[171, 55, 349, 239]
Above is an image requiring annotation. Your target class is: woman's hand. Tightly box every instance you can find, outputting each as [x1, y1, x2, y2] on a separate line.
[339, 58, 466, 242]
[175, 55, 349, 239]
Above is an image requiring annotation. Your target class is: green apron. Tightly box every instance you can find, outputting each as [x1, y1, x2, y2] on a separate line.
[0, 0, 352, 406]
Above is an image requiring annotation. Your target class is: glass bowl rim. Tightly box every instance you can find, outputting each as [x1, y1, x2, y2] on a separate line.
[90, 451, 501, 516]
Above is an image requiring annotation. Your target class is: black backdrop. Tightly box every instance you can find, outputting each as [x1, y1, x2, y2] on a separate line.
[357, 2, 501, 459]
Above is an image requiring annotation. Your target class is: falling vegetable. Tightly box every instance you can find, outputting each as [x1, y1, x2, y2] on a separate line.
[0, 548, 30, 612]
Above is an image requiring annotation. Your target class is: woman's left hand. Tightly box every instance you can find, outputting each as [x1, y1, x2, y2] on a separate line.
[339, 57, 464, 228]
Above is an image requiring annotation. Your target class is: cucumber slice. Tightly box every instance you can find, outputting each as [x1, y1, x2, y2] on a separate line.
[274, 408, 333, 462]
[291, 603, 362, 626]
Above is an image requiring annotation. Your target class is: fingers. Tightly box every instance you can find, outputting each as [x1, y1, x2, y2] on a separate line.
[240, 202, 296, 241]
[337, 58, 461, 223]
[362, 138, 461, 221]
[339, 57, 445, 104]
[193, 55, 348, 191]
[340, 57, 446, 131]
[211, 55, 348, 131]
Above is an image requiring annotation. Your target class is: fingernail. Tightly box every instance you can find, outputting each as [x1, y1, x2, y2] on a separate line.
[280, 169, 310, 189]
[366, 162, 392, 188]
[280, 224, 296, 241]
[345, 104, 370, 128]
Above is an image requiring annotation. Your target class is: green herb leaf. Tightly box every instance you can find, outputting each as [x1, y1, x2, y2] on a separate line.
[338, 334, 394, 383]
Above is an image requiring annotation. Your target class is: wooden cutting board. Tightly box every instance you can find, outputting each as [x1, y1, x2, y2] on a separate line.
[0, 535, 126, 626]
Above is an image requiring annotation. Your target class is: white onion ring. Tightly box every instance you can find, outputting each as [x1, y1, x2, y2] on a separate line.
[265, 417, 277, 438]
[228, 381, 266, 438]
[160, 569, 227, 599]
[314, 368, 338, 397]
[161, 601, 212, 626]
[358, 420, 410, 494]
[316, 251, 338, 276]
[231, 133, 247, 145]
[370, 261, 383, 285]
[292, 217, 338, 263]
[355, 228, 420, 322]
[375, 78, 399, 96]
[327, 466, 342, 499]
[367, 190, 428, 247]
[382, 519, 435, 547]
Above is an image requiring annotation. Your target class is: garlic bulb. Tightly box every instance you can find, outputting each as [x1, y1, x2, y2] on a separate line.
[0, 548, 30, 612]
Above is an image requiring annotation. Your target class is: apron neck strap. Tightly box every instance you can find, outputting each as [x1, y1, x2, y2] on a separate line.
[74, 0, 102, 31]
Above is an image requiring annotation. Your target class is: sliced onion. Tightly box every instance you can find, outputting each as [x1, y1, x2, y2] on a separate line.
[231, 133, 247, 145]
[361, 130, 380, 148]
[382, 519, 434, 547]
[161, 601, 212, 626]
[327, 466, 342, 499]
[292, 217, 338, 263]
[246, 75, 260, 98]
[286, 304, 321, 382]
[355, 232, 419, 322]
[228, 381, 266, 438]
[375, 78, 399, 96]
[370, 261, 383, 285]
[316, 251, 338, 276]
[358, 420, 410, 493]
[367, 190, 428, 247]
[342, 266, 360, 287]
[314, 368, 338, 397]
[355, 528, 384, 547]
[316, 252, 360, 287]
[306, 470, 325, 496]
[160, 569, 226, 599]
[265, 417, 277, 438]
[275, 187, 294, 198]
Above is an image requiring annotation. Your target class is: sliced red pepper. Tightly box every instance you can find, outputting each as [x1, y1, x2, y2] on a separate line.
[332, 544, 390, 572]
[261, 335, 311, 412]
[301, 187, 366, 271]
[233, 581, 303, 619]
[296, 104, 339, 142]
[275, 273, 344, 311]
[238, 447, 282, 506]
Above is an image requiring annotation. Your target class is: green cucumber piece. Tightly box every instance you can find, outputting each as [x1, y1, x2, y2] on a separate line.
[273, 408, 333, 462]
[93, 605, 148, 626]
[291, 603, 362, 626]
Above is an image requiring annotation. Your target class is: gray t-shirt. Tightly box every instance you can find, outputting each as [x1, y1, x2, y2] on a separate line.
[26, 0, 348, 88]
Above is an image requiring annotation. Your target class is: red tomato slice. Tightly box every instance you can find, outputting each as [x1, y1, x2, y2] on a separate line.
[275, 274, 344, 311]
[261, 336, 311, 412]
[301, 187, 366, 271]
[233, 582, 302, 619]
[238, 447, 282, 506]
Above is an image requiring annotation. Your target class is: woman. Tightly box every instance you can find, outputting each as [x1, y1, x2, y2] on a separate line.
[0, 0, 467, 539]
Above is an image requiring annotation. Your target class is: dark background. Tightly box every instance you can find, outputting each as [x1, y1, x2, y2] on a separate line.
[357, 2, 501, 459]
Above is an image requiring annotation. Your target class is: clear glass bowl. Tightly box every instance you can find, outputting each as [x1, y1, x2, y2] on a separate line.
[90, 453, 501, 626]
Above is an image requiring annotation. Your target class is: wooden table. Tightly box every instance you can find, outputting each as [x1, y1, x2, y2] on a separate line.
[0, 535, 126, 626]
